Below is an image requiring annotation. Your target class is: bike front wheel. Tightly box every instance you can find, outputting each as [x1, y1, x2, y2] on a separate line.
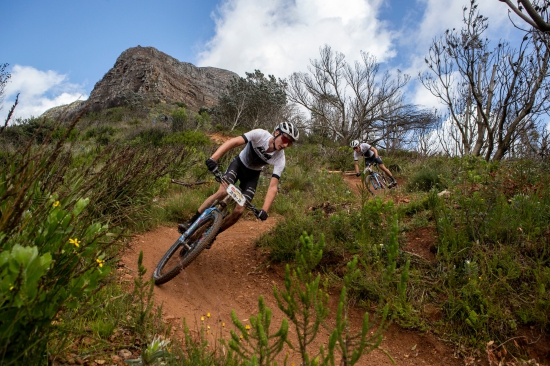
[152, 210, 223, 285]
[365, 174, 386, 195]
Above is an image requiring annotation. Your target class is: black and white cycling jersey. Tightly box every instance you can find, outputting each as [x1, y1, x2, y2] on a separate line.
[353, 142, 374, 160]
[239, 129, 286, 179]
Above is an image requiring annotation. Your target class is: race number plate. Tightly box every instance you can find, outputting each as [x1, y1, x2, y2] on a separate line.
[226, 184, 246, 206]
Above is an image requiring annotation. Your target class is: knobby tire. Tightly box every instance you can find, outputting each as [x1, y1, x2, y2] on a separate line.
[152, 210, 223, 285]
[365, 174, 387, 195]
[379, 172, 391, 187]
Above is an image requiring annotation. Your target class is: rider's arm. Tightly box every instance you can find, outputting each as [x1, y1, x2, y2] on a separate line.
[370, 146, 379, 158]
[261, 177, 279, 213]
[210, 136, 246, 161]
[354, 160, 360, 174]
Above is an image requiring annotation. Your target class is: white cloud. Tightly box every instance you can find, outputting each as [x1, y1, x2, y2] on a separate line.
[411, 81, 442, 111]
[197, 0, 395, 78]
[1, 65, 87, 123]
[197, 0, 525, 115]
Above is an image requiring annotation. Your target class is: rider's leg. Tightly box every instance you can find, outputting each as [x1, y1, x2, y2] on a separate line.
[379, 163, 395, 180]
[178, 184, 228, 233]
[372, 157, 395, 182]
[219, 203, 246, 233]
[204, 200, 246, 249]
[379, 163, 397, 186]
[198, 185, 227, 213]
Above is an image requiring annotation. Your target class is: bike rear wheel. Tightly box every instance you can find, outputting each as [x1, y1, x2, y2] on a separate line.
[378, 172, 390, 188]
[152, 210, 223, 285]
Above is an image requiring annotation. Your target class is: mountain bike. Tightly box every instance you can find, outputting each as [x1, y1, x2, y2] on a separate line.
[363, 162, 391, 195]
[152, 169, 261, 285]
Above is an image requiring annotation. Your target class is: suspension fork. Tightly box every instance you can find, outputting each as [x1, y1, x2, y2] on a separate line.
[180, 207, 222, 250]
[369, 172, 383, 190]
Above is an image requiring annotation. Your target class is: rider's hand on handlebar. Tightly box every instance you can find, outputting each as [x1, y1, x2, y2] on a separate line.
[256, 209, 268, 221]
[355, 172, 361, 177]
[205, 158, 219, 172]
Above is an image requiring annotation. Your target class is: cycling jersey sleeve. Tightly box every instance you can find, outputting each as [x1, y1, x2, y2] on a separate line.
[271, 154, 285, 179]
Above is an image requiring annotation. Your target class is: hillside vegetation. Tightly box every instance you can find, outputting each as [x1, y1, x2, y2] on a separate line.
[0, 103, 548, 365]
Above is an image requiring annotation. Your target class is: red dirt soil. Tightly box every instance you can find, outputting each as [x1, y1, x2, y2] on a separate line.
[120, 173, 471, 366]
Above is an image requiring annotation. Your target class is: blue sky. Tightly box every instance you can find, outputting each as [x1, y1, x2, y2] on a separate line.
[1, 0, 523, 122]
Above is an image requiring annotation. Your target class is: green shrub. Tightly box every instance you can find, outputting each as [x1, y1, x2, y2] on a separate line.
[131, 127, 169, 146]
[172, 107, 188, 132]
[0, 117, 60, 145]
[0, 197, 112, 365]
[83, 125, 117, 143]
[105, 107, 125, 122]
[52, 126, 79, 142]
[161, 130, 212, 147]
[326, 146, 353, 171]
[194, 111, 211, 130]
[406, 168, 446, 192]
[0, 115, 194, 363]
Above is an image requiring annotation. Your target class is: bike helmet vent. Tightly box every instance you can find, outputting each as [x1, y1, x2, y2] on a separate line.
[350, 140, 360, 148]
[276, 122, 299, 141]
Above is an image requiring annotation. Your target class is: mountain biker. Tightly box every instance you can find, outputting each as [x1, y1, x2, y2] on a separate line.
[350, 139, 397, 188]
[178, 122, 300, 238]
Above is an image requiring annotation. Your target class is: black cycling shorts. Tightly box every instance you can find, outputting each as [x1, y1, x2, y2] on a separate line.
[364, 156, 383, 166]
[224, 156, 261, 203]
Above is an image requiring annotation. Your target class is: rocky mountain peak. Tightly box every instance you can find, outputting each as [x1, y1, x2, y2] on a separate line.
[87, 46, 238, 112]
[43, 46, 238, 120]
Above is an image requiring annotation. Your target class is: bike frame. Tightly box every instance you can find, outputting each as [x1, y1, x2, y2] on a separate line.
[363, 163, 386, 190]
[179, 169, 259, 248]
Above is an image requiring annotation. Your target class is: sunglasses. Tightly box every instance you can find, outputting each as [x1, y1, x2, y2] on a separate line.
[280, 133, 294, 145]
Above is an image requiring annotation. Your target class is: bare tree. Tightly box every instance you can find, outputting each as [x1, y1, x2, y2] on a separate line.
[287, 45, 436, 145]
[420, 1, 550, 161]
[499, 0, 550, 32]
[1, 63, 11, 111]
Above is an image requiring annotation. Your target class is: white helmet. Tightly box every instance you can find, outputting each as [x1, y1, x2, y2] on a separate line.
[276, 122, 299, 142]
[350, 140, 360, 148]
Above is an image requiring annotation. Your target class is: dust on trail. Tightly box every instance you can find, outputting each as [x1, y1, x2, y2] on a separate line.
[120, 176, 464, 366]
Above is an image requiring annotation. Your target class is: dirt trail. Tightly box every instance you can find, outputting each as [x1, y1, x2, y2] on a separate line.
[121, 173, 466, 365]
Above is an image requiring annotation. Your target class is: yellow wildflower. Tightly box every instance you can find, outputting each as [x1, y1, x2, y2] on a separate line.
[53, 201, 60, 207]
[222, 322, 225, 327]
[201, 316, 205, 321]
[69, 238, 80, 247]
[245, 325, 251, 330]
[96, 258, 105, 268]
[206, 312, 211, 318]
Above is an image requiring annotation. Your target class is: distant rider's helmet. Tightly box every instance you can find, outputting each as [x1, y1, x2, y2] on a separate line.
[276, 122, 299, 142]
[350, 140, 360, 148]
